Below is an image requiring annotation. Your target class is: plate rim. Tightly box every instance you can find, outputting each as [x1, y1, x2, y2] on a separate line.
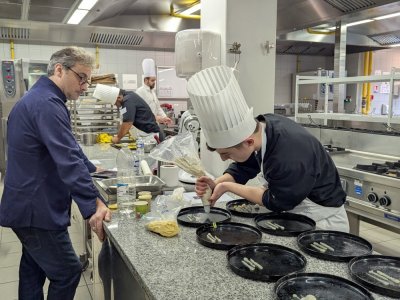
[349, 254, 400, 298]
[226, 242, 307, 282]
[274, 272, 374, 300]
[254, 212, 316, 236]
[177, 206, 232, 228]
[297, 230, 373, 262]
[196, 222, 262, 250]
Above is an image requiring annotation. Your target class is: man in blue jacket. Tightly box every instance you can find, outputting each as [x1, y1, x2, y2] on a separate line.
[0, 47, 111, 300]
[188, 66, 349, 232]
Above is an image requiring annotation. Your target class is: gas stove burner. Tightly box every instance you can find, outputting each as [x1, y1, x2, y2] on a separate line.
[355, 162, 400, 178]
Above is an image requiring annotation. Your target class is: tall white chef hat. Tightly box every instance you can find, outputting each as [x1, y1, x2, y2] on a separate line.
[92, 84, 120, 104]
[187, 65, 256, 149]
[142, 58, 156, 77]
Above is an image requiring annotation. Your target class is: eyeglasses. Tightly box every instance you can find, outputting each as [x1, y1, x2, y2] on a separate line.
[66, 66, 91, 85]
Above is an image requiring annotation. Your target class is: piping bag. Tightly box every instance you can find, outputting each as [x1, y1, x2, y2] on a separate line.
[149, 132, 212, 219]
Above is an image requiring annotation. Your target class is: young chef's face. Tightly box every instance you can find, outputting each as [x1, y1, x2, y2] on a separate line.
[59, 63, 92, 100]
[216, 140, 254, 163]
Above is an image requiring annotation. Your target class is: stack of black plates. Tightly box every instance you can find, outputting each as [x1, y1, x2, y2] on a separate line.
[349, 255, 400, 298]
[227, 243, 306, 282]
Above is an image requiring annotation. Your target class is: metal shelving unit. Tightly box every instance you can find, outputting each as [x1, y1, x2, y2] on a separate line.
[67, 86, 120, 137]
[294, 68, 400, 127]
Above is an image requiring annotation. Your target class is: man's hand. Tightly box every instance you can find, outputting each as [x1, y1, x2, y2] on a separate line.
[195, 176, 216, 197]
[89, 199, 111, 242]
[111, 135, 120, 144]
[160, 117, 172, 125]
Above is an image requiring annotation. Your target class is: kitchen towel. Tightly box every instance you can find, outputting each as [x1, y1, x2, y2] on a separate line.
[160, 165, 179, 187]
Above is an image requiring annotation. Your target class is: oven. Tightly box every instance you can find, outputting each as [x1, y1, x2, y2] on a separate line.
[330, 150, 400, 235]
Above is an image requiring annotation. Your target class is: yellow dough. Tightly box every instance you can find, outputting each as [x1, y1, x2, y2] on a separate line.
[146, 220, 180, 237]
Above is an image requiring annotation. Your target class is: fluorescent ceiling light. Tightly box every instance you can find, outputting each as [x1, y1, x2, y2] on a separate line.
[389, 43, 400, 47]
[347, 19, 374, 27]
[78, 0, 98, 10]
[327, 26, 337, 31]
[179, 3, 201, 16]
[67, 9, 89, 24]
[374, 12, 400, 20]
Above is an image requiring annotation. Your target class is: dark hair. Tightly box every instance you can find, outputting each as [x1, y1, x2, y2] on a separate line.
[206, 121, 261, 152]
[119, 89, 126, 96]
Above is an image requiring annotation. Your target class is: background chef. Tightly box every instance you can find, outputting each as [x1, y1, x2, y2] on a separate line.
[135, 58, 172, 126]
[189, 65, 349, 233]
[93, 84, 161, 143]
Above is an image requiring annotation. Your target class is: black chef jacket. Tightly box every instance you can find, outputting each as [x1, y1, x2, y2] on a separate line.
[224, 114, 346, 212]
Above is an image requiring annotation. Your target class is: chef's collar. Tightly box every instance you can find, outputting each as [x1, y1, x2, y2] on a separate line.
[40, 76, 67, 103]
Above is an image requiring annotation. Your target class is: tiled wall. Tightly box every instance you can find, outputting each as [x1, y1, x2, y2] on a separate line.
[368, 48, 400, 115]
[0, 42, 175, 84]
[274, 54, 334, 104]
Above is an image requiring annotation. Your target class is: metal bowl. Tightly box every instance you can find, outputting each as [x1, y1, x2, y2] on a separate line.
[144, 141, 157, 153]
[81, 132, 97, 146]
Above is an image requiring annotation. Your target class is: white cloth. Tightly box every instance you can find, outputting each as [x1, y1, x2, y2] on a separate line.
[288, 199, 349, 233]
[136, 85, 166, 118]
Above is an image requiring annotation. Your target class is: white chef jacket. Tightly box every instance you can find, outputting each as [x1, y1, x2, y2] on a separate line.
[135, 85, 167, 118]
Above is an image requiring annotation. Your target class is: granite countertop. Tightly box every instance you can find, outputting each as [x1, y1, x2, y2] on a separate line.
[82, 143, 394, 300]
[103, 208, 394, 300]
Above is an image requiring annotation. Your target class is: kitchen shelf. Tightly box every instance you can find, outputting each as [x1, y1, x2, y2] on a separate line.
[67, 84, 120, 137]
[294, 68, 400, 127]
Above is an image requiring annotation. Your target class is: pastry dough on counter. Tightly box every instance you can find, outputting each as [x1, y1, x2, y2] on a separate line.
[146, 220, 180, 237]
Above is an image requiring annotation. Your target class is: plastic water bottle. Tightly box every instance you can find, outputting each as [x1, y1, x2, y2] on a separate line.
[132, 151, 141, 176]
[136, 136, 144, 158]
[116, 145, 136, 215]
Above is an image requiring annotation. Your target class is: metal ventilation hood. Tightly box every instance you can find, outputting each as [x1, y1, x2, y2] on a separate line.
[0, 20, 176, 51]
[0, 0, 400, 54]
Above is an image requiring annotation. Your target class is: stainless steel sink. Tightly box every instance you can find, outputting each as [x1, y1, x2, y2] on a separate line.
[94, 175, 165, 202]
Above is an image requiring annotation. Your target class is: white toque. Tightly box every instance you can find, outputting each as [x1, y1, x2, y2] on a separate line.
[187, 65, 256, 149]
[142, 58, 156, 77]
[92, 84, 120, 104]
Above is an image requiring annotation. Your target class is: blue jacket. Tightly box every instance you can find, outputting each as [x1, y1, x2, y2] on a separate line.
[0, 76, 99, 230]
[224, 114, 346, 212]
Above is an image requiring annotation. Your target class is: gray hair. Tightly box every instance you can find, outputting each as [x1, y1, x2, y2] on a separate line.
[47, 46, 94, 76]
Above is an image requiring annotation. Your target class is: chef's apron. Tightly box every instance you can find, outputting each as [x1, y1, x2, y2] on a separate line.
[288, 199, 349, 233]
[257, 123, 349, 233]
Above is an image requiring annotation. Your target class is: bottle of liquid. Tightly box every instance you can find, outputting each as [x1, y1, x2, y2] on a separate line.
[132, 151, 141, 176]
[136, 136, 145, 158]
[116, 144, 136, 215]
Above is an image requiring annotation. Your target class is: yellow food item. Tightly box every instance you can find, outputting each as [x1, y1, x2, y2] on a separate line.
[97, 133, 113, 143]
[138, 191, 151, 196]
[108, 203, 118, 210]
[138, 194, 152, 201]
[146, 220, 180, 237]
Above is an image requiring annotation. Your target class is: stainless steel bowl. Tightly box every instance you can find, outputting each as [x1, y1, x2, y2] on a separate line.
[81, 133, 97, 146]
[144, 141, 157, 153]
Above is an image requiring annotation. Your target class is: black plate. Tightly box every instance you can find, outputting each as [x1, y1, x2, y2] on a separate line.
[177, 206, 231, 227]
[349, 255, 400, 298]
[196, 222, 262, 250]
[297, 230, 372, 262]
[275, 272, 374, 300]
[227, 243, 306, 282]
[91, 170, 117, 179]
[226, 199, 270, 218]
[254, 213, 315, 236]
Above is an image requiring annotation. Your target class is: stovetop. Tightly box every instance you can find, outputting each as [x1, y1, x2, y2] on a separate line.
[323, 144, 349, 154]
[355, 161, 400, 178]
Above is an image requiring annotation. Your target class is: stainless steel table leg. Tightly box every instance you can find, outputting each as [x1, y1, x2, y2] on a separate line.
[347, 211, 360, 235]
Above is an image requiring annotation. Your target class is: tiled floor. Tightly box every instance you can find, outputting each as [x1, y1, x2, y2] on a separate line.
[0, 182, 94, 300]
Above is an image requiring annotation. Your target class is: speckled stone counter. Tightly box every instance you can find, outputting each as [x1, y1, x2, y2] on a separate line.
[82, 143, 394, 300]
